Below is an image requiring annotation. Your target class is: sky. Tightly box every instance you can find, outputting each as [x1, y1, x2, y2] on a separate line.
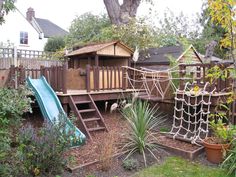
[15, 0, 204, 31]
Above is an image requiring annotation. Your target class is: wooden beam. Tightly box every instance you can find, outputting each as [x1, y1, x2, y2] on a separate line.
[95, 55, 99, 66]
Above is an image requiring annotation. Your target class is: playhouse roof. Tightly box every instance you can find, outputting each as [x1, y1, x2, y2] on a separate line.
[66, 41, 133, 57]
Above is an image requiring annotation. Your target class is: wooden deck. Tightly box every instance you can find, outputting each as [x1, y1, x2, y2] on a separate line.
[57, 89, 142, 113]
[56, 89, 140, 97]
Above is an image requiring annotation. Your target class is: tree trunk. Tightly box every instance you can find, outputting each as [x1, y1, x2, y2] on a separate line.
[103, 0, 141, 25]
[0, 0, 3, 16]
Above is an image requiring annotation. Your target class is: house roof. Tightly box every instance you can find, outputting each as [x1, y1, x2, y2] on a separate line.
[66, 41, 133, 57]
[34, 18, 68, 38]
[136, 45, 202, 64]
[136, 45, 184, 64]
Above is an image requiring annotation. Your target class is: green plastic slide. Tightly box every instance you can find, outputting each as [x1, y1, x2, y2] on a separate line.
[27, 76, 86, 147]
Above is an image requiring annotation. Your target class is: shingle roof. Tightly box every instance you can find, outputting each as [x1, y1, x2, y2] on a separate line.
[66, 41, 133, 57]
[136, 46, 183, 64]
[35, 18, 68, 38]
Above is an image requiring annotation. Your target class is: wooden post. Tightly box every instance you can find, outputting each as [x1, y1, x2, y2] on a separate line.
[40, 65, 45, 77]
[196, 66, 201, 85]
[95, 55, 99, 91]
[8, 65, 15, 88]
[13, 46, 17, 66]
[95, 55, 99, 67]
[86, 65, 91, 92]
[122, 67, 126, 90]
[179, 64, 185, 90]
[98, 66, 100, 91]
[62, 63, 67, 94]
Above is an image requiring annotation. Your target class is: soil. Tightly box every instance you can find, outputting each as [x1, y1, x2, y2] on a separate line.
[157, 134, 201, 151]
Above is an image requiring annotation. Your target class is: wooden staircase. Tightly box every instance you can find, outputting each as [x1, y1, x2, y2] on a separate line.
[68, 94, 108, 140]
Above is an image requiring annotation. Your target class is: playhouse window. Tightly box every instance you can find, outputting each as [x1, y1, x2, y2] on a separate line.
[20, 31, 28, 44]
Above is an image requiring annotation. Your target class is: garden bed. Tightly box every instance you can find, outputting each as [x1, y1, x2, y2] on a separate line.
[156, 133, 204, 160]
[25, 108, 211, 177]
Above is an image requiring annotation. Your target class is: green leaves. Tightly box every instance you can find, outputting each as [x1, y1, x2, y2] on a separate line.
[208, 0, 236, 57]
[66, 13, 111, 47]
[121, 100, 165, 166]
[0, 0, 15, 25]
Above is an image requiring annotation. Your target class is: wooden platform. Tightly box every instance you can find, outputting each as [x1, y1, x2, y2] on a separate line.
[57, 89, 140, 111]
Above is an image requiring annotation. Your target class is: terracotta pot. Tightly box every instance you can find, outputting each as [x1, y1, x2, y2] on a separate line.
[203, 139, 230, 164]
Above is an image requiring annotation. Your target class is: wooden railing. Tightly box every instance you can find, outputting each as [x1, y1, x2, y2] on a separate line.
[85, 65, 127, 92]
[179, 62, 232, 92]
[7, 64, 67, 93]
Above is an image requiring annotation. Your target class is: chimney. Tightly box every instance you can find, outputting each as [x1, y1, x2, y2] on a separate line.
[26, 7, 35, 22]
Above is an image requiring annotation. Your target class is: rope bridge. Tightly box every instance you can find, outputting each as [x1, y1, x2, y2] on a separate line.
[122, 65, 193, 100]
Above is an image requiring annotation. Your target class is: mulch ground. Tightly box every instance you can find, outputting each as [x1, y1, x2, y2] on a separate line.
[24, 107, 217, 177]
[65, 112, 127, 168]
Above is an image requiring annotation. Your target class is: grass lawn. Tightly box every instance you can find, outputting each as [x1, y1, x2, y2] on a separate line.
[134, 156, 232, 177]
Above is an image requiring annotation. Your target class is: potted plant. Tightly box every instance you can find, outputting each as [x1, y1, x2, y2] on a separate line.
[203, 119, 236, 163]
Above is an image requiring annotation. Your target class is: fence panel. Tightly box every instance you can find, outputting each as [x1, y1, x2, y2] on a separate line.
[0, 47, 63, 69]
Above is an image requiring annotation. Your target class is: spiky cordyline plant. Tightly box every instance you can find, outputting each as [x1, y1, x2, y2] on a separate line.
[121, 100, 166, 166]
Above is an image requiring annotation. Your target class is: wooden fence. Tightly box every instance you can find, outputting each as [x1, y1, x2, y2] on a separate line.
[179, 62, 232, 92]
[0, 47, 63, 69]
[7, 65, 129, 93]
[85, 65, 127, 92]
[7, 65, 67, 93]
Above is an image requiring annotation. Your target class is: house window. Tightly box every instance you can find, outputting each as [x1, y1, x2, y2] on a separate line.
[20, 32, 28, 44]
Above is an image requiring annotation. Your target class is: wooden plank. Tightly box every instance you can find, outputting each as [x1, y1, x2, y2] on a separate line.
[118, 67, 121, 89]
[110, 67, 113, 89]
[107, 67, 109, 90]
[93, 66, 96, 91]
[122, 67, 126, 90]
[102, 66, 105, 90]
[114, 67, 117, 89]
[97, 66, 100, 91]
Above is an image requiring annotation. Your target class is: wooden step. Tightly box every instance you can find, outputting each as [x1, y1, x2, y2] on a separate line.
[78, 108, 96, 113]
[88, 126, 105, 132]
[74, 100, 91, 104]
[83, 117, 100, 122]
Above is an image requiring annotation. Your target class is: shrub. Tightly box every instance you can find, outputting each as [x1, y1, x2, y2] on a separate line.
[0, 85, 33, 126]
[221, 139, 236, 175]
[0, 85, 33, 176]
[44, 36, 65, 52]
[99, 131, 115, 171]
[121, 100, 166, 166]
[122, 158, 139, 171]
[16, 114, 75, 176]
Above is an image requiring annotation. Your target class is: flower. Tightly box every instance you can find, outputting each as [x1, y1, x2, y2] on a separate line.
[33, 167, 40, 176]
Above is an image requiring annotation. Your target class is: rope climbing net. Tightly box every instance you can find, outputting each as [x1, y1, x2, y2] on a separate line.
[169, 82, 215, 145]
[122, 65, 193, 100]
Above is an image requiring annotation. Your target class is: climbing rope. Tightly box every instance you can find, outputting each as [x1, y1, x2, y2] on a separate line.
[169, 82, 215, 145]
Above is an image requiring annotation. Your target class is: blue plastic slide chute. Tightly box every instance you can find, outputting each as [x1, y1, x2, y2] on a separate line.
[27, 76, 86, 147]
